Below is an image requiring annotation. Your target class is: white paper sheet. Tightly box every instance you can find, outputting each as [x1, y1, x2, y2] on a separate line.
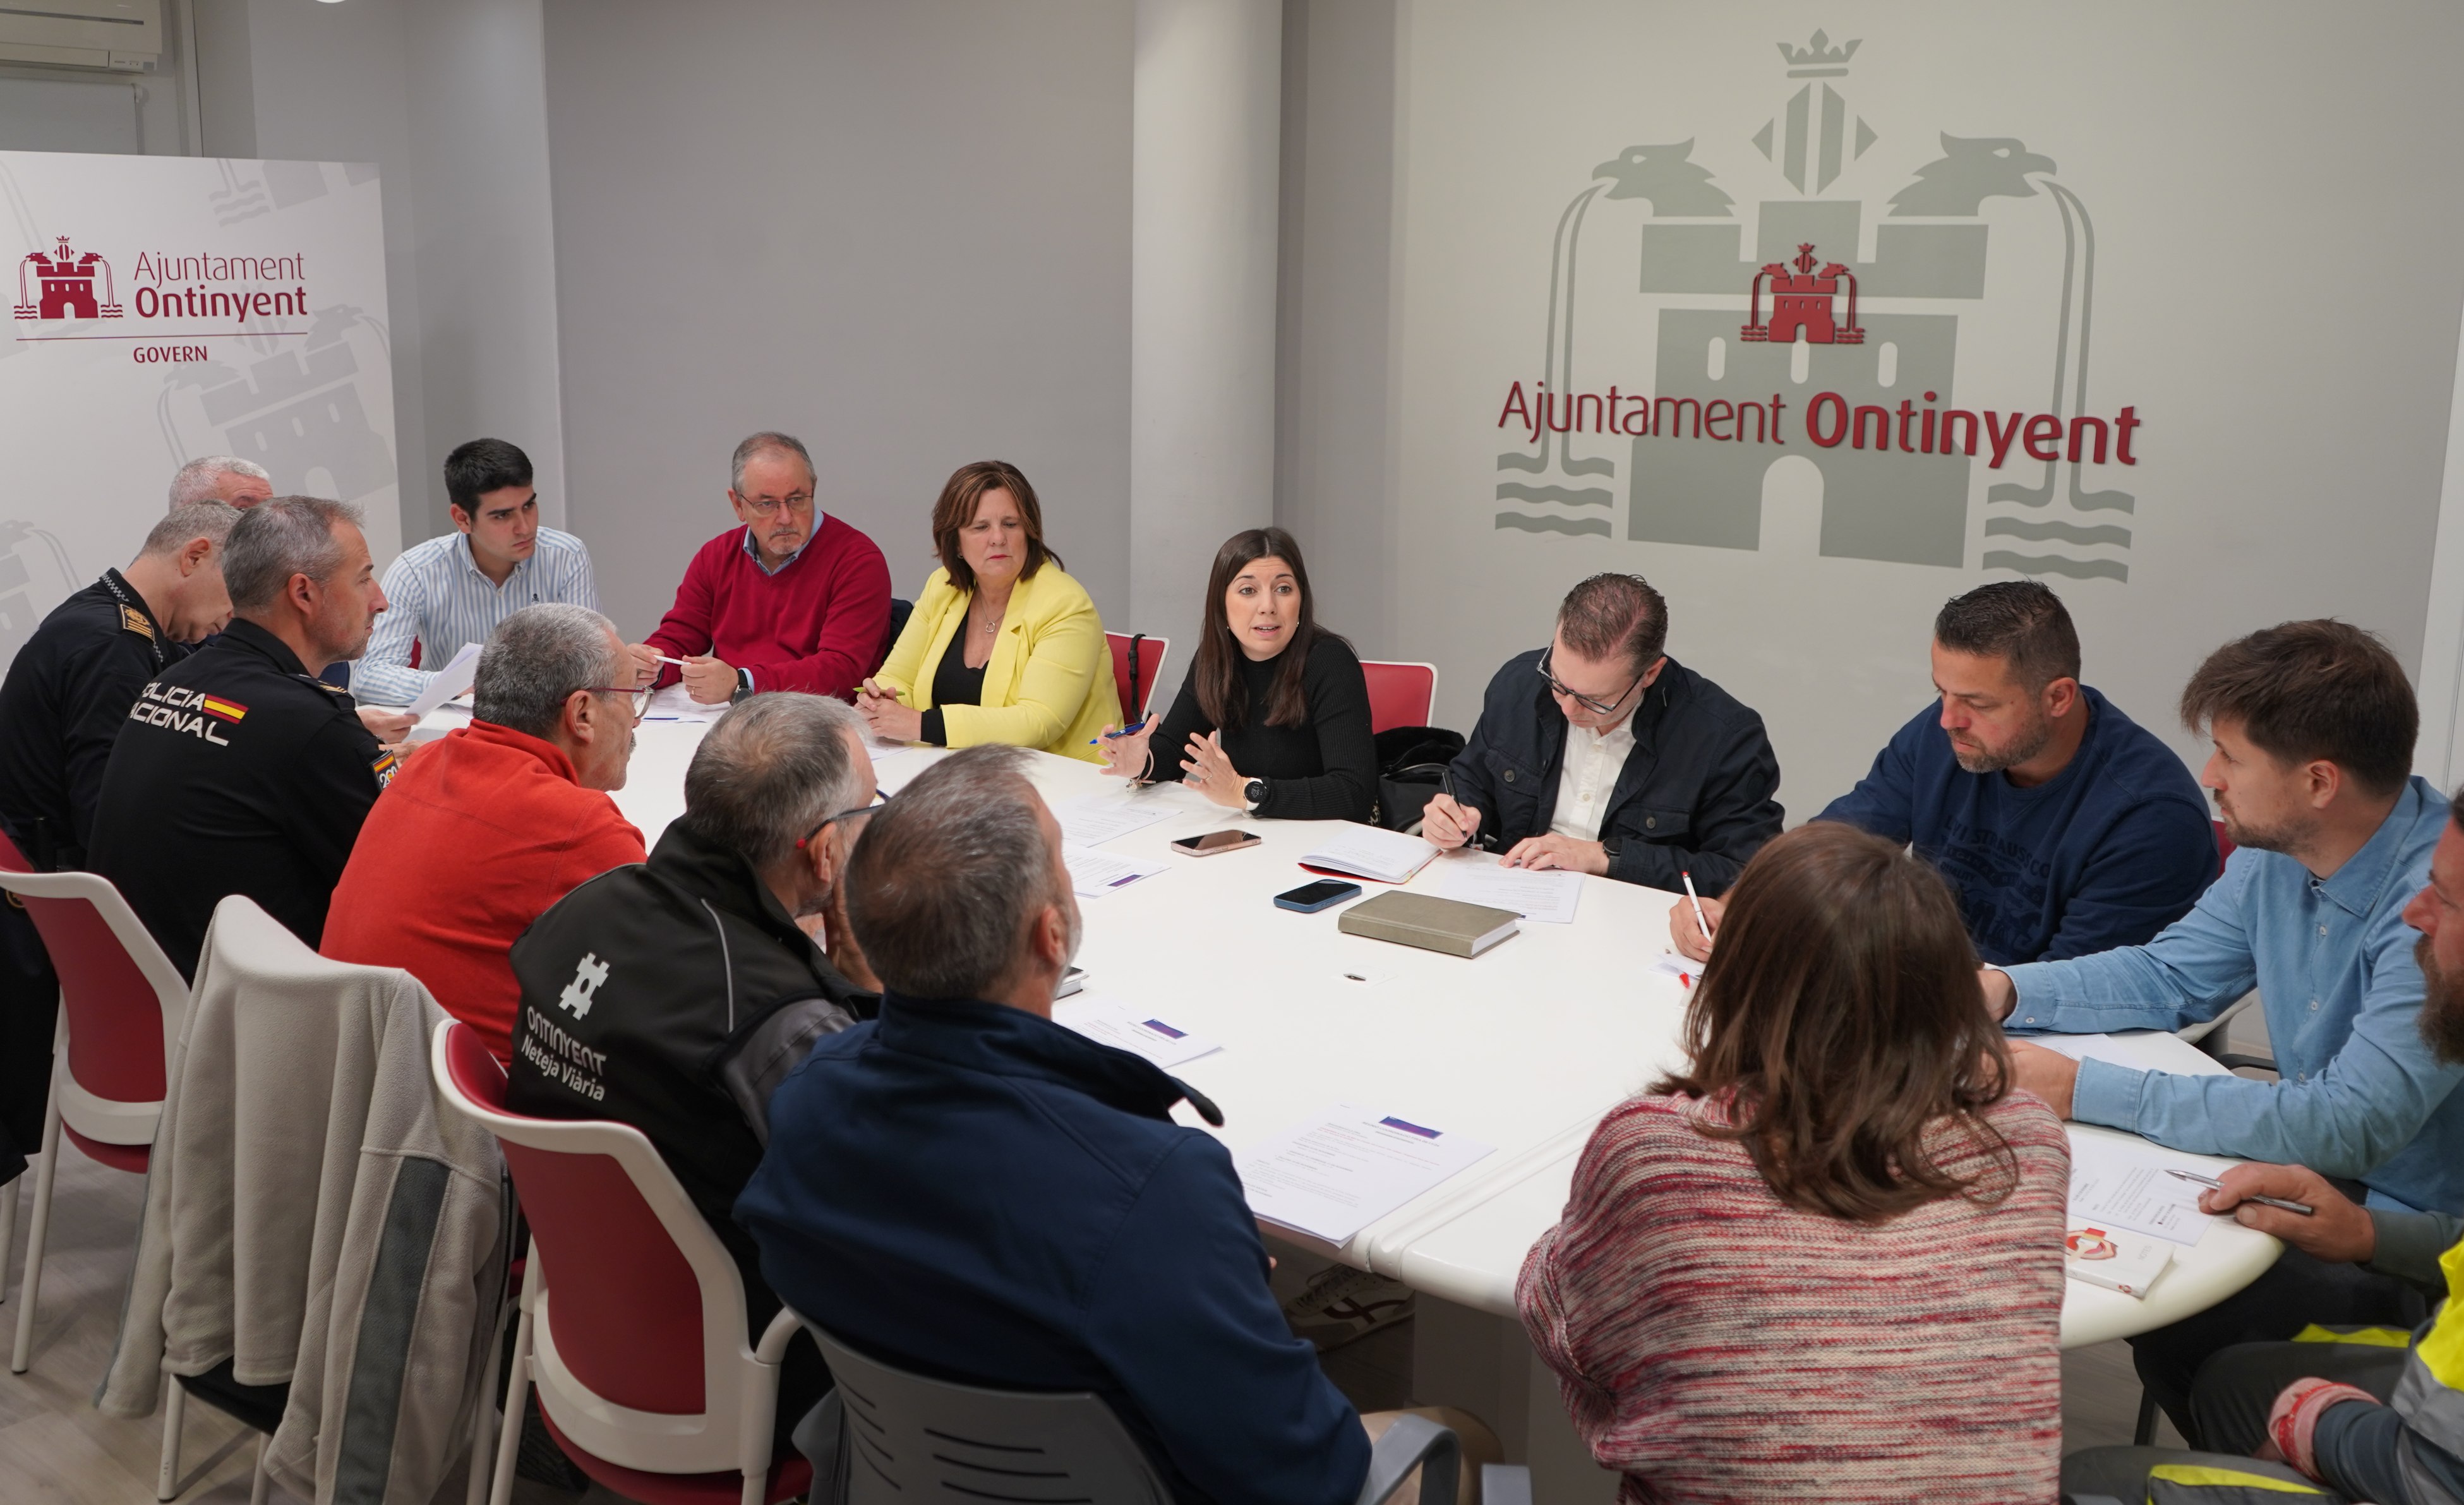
[1053, 994, 1222, 1069]
[2067, 1137, 2227, 1245]
[1646, 951, 1698, 984]
[1057, 791, 1179, 848]
[1298, 825, 1438, 884]
[642, 682, 726, 723]
[1418, 860, 1583, 924]
[402, 641, 483, 719]
[1235, 1102, 1496, 1244]
[1064, 843, 1167, 897]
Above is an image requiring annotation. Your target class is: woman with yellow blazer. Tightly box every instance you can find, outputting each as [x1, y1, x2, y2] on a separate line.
[856, 460, 1117, 762]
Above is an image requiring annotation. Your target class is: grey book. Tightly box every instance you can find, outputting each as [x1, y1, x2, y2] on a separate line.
[1337, 890, 1520, 959]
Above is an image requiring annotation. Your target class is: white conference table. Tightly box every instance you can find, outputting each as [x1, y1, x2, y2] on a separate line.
[489, 710, 2280, 1497]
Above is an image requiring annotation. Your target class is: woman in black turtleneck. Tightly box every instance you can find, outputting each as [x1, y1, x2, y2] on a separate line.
[1096, 527, 1378, 823]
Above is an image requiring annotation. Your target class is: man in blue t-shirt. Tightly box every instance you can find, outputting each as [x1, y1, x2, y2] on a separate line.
[1671, 580, 2216, 964]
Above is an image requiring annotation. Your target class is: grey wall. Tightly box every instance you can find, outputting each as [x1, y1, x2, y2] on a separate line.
[541, 0, 1134, 644]
[1273, 0, 1399, 657]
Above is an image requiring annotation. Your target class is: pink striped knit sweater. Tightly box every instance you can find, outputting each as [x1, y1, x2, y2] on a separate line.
[1517, 1091, 2070, 1504]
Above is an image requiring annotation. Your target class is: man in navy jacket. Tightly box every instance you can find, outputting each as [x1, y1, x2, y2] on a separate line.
[1424, 573, 1782, 894]
[1671, 580, 2215, 964]
[738, 747, 1377, 1505]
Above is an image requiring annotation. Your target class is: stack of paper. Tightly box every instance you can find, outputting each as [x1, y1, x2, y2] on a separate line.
[1057, 791, 1179, 848]
[1054, 995, 1222, 1069]
[2067, 1137, 2225, 1246]
[1417, 858, 1582, 924]
[1064, 844, 1167, 897]
[403, 642, 483, 719]
[1235, 1103, 1495, 1244]
[643, 683, 725, 723]
[1299, 825, 1439, 884]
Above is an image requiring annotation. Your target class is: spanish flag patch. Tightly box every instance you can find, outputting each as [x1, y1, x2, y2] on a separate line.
[371, 750, 400, 788]
[198, 695, 248, 721]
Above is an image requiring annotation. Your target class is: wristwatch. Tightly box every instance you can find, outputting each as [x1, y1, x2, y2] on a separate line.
[1242, 777, 1268, 812]
[730, 666, 754, 702]
[1600, 836, 1622, 863]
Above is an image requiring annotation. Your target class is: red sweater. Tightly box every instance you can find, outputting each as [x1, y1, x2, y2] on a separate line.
[645, 517, 893, 698]
[1518, 1091, 2069, 1504]
[321, 721, 646, 1064]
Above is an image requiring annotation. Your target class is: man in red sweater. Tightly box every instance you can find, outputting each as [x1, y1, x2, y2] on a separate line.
[323, 603, 647, 1063]
[625, 431, 892, 702]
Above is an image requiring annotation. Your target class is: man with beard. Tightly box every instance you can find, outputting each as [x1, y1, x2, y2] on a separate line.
[2061, 793, 2464, 1503]
[321, 604, 646, 1066]
[1978, 620, 2459, 1446]
[1671, 579, 2215, 963]
[88, 496, 400, 978]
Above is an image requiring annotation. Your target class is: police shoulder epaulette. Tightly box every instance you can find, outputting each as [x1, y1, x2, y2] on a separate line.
[119, 606, 155, 640]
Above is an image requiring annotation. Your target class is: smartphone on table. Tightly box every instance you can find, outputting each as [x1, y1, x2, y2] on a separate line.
[1275, 878, 1362, 913]
[1172, 829, 1261, 858]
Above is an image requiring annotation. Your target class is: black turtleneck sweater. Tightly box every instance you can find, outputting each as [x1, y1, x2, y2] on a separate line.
[1145, 633, 1378, 823]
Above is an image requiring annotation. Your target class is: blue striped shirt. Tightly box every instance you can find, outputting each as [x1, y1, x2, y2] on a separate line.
[354, 527, 599, 705]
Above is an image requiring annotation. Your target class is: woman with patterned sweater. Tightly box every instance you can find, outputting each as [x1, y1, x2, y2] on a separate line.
[1518, 821, 2072, 1502]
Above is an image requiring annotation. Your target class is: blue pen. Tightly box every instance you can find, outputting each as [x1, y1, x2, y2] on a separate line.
[1090, 716, 1151, 745]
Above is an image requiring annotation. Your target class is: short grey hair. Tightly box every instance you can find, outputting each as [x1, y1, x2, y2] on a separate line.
[221, 496, 363, 612]
[137, 501, 241, 560]
[680, 693, 869, 871]
[729, 431, 815, 495]
[167, 455, 270, 509]
[845, 745, 1064, 1000]
[472, 604, 623, 738]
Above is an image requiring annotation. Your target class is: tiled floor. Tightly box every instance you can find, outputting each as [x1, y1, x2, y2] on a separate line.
[1, 1000, 2267, 1500]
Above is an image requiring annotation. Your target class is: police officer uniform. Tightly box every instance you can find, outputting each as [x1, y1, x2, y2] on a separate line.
[0, 570, 189, 1180]
[87, 618, 397, 981]
[506, 815, 875, 1450]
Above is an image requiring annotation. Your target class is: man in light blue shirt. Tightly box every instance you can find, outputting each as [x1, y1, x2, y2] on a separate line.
[355, 438, 599, 706]
[1980, 619, 2460, 1441]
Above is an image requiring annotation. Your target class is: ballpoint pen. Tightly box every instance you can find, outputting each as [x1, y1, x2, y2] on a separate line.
[1681, 870, 1713, 943]
[2163, 1168, 2314, 1216]
[1089, 715, 1150, 745]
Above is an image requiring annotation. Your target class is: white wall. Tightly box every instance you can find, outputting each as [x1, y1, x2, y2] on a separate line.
[540, 0, 1134, 645]
[1282, 0, 2464, 816]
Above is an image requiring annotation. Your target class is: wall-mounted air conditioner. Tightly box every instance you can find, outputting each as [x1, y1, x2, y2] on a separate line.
[0, 0, 161, 73]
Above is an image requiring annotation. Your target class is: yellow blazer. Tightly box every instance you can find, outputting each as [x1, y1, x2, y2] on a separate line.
[874, 563, 1118, 762]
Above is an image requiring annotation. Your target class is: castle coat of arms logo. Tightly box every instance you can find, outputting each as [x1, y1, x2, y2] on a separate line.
[14, 236, 123, 321]
[1493, 30, 2140, 583]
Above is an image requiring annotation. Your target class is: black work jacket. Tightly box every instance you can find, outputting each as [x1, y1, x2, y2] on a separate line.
[1443, 650, 1783, 894]
[505, 818, 877, 1319]
[0, 571, 189, 870]
[87, 618, 390, 978]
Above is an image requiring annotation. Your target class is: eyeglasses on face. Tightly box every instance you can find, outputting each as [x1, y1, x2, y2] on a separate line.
[583, 685, 654, 721]
[795, 795, 889, 851]
[1535, 644, 1642, 717]
[738, 491, 815, 518]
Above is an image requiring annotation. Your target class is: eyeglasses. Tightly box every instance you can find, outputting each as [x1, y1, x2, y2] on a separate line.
[738, 491, 815, 519]
[584, 685, 654, 721]
[794, 796, 888, 851]
[1536, 645, 1642, 717]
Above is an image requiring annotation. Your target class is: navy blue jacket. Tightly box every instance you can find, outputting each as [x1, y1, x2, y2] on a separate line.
[1818, 687, 2217, 964]
[1443, 651, 1782, 894]
[737, 995, 1367, 1505]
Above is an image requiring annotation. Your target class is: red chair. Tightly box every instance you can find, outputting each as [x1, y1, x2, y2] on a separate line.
[1359, 660, 1439, 735]
[0, 828, 189, 1379]
[429, 1021, 808, 1505]
[1105, 632, 1170, 723]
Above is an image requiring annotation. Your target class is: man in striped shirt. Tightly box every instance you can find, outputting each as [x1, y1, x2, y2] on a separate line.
[355, 438, 600, 705]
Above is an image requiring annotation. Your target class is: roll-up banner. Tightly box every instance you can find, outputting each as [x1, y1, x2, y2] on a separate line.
[0, 150, 397, 675]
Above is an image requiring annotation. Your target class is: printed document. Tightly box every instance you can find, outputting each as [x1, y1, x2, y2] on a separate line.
[1054, 994, 1221, 1069]
[1064, 843, 1167, 897]
[403, 642, 483, 720]
[2068, 1136, 2227, 1245]
[1419, 859, 1582, 924]
[1235, 1103, 1496, 1244]
[643, 683, 724, 723]
[1058, 791, 1179, 848]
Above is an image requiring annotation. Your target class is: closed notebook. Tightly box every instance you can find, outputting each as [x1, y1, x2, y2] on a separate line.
[1337, 890, 1519, 959]
[2063, 1224, 2175, 1299]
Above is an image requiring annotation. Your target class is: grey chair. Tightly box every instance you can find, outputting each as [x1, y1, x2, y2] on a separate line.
[798, 1316, 1460, 1505]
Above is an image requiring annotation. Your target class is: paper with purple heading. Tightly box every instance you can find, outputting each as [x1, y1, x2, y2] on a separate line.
[1235, 1102, 1496, 1243]
[1053, 994, 1221, 1069]
[1063, 843, 1167, 897]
